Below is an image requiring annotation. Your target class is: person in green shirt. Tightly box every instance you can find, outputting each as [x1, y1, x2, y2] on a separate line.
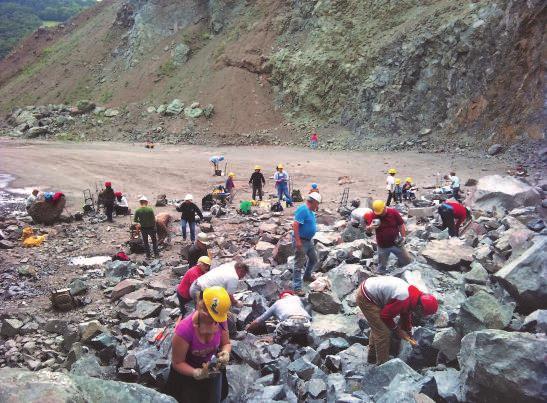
[134, 196, 159, 258]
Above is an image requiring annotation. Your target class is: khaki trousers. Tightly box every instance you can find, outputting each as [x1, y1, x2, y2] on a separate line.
[356, 287, 391, 365]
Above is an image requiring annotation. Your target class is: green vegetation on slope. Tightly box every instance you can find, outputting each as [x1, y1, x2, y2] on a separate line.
[0, 0, 97, 59]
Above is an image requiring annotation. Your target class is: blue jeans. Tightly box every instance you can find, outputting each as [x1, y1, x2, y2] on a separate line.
[180, 219, 196, 241]
[277, 183, 291, 204]
[377, 245, 412, 272]
[292, 238, 318, 291]
[310, 140, 318, 149]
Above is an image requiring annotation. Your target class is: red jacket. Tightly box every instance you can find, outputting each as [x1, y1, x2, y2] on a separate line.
[444, 200, 467, 228]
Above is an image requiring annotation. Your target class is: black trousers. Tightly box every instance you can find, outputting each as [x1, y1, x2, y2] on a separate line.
[438, 205, 458, 237]
[163, 366, 228, 403]
[104, 202, 114, 222]
[140, 227, 159, 257]
[252, 185, 263, 201]
[115, 205, 129, 215]
[386, 191, 393, 206]
[177, 292, 192, 316]
[452, 187, 461, 201]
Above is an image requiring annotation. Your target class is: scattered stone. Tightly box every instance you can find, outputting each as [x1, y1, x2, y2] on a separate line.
[422, 239, 474, 270]
[463, 262, 489, 285]
[487, 144, 503, 155]
[165, 99, 184, 116]
[521, 309, 547, 333]
[361, 358, 422, 399]
[104, 109, 120, 117]
[431, 327, 461, 362]
[309, 291, 342, 314]
[287, 357, 316, 381]
[458, 291, 514, 335]
[307, 378, 327, 399]
[111, 279, 143, 300]
[273, 234, 295, 264]
[79, 320, 106, 342]
[117, 301, 163, 321]
[45, 319, 69, 335]
[68, 278, 88, 296]
[1, 318, 23, 337]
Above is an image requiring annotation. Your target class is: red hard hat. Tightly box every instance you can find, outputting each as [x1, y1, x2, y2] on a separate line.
[420, 294, 439, 316]
[105, 181, 112, 187]
[364, 210, 374, 223]
[115, 191, 122, 197]
[279, 290, 295, 299]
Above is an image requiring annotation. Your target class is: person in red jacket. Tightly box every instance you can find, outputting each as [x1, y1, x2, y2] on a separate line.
[176, 256, 211, 315]
[437, 200, 471, 237]
[356, 276, 438, 365]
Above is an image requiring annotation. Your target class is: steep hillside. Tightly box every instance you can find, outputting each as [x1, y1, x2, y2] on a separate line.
[0, 0, 544, 149]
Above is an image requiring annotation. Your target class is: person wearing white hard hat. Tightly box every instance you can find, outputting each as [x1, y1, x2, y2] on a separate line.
[187, 232, 211, 268]
[291, 192, 321, 295]
[134, 196, 159, 258]
[176, 194, 203, 242]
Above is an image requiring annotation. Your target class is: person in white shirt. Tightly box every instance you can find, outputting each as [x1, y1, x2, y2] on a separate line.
[189, 261, 249, 306]
[386, 168, 397, 206]
[114, 192, 129, 215]
[26, 189, 39, 209]
[446, 171, 461, 201]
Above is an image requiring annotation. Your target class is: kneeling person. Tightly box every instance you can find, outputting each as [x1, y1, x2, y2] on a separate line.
[176, 256, 212, 315]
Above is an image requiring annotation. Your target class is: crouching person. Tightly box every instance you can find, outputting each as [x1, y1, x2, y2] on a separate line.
[246, 290, 311, 345]
[176, 256, 212, 315]
[355, 276, 438, 365]
[164, 286, 231, 403]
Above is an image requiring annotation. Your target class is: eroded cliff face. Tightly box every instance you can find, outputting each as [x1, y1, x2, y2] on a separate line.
[270, 0, 546, 145]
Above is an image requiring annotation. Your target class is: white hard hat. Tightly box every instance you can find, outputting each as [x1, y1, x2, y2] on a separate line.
[184, 194, 193, 201]
[308, 192, 322, 203]
[197, 232, 210, 245]
[139, 195, 148, 202]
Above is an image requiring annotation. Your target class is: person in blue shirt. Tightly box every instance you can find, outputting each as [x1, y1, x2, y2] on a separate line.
[292, 192, 321, 295]
[274, 164, 292, 206]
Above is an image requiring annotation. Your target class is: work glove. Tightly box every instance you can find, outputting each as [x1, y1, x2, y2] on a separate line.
[193, 364, 210, 380]
[218, 350, 230, 365]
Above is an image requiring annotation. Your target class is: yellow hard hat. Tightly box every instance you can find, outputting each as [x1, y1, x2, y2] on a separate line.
[198, 256, 212, 266]
[388, 168, 397, 174]
[395, 178, 401, 185]
[372, 200, 386, 215]
[202, 286, 231, 322]
[254, 165, 261, 170]
[277, 164, 283, 169]
[406, 177, 413, 183]
[228, 172, 235, 177]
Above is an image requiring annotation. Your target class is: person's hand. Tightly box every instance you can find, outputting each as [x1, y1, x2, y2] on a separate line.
[396, 328, 417, 346]
[235, 300, 244, 308]
[218, 350, 230, 365]
[193, 364, 210, 380]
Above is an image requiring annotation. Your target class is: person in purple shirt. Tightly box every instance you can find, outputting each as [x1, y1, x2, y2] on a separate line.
[164, 287, 232, 403]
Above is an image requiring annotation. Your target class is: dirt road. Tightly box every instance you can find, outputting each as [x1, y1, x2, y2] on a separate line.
[0, 139, 506, 209]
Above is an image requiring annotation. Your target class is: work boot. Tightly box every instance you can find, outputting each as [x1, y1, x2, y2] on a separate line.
[294, 289, 306, 297]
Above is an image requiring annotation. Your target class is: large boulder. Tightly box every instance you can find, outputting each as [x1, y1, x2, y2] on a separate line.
[458, 291, 514, 335]
[164, 99, 184, 116]
[361, 358, 422, 400]
[494, 237, 547, 312]
[272, 233, 295, 264]
[0, 368, 175, 402]
[469, 175, 541, 212]
[459, 330, 547, 403]
[421, 239, 474, 270]
[308, 291, 341, 314]
[327, 263, 369, 299]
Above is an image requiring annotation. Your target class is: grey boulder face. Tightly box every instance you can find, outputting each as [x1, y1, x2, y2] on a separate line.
[421, 239, 474, 270]
[458, 290, 514, 335]
[494, 236, 547, 312]
[0, 368, 176, 402]
[459, 330, 547, 403]
[468, 175, 541, 212]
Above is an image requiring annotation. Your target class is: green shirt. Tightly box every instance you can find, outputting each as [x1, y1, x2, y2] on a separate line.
[134, 206, 156, 228]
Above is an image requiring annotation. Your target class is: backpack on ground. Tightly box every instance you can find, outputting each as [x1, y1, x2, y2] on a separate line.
[271, 202, 284, 212]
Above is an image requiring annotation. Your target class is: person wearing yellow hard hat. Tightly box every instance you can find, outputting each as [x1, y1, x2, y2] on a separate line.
[402, 177, 415, 201]
[176, 255, 212, 315]
[393, 179, 403, 204]
[249, 165, 266, 201]
[164, 286, 231, 403]
[225, 173, 236, 204]
[274, 164, 292, 206]
[385, 168, 397, 206]
[365, 200, 411, 273]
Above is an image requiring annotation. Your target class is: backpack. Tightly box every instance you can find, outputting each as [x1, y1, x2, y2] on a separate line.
[201, 194, 214, 211]
[271, 202, 284, 212]
[291, 189, 303, 203]
[50, 288, 76, 311]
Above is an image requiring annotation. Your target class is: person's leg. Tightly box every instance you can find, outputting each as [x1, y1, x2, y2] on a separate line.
[283, 186, 291, 205]
[453, 187, 461, 201]
[356, 290, 376, 363]
[150, 229, 159, 257]
[438, 206, 450, 231]
[357, 290, 391, 364]
[258, 186, 263, 201]
[180, 219, 187, 240]
[303, 240, 318, 280]
[447, 212, 457, 237]
[386, 191, 393, 206]
[277, 185, 283, 202]
[252, 186, 257, 200]
[189, 221, 196, 242]
[392, 246, 412, 267]
[292, 245, 307, 291]
[377, 246, 390, 272]
[141, 229, 151, 257]
[106, 203, 113, 222]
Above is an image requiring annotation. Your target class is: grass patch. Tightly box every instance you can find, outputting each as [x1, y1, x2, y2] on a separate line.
[159, 60, 177, 77]
[55, 132, 80, 141]
[100, 90, 113, 103]
[41, 20, 61, 28]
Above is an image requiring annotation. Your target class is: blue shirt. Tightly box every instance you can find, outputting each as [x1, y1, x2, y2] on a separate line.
[294, 204, 317, 240]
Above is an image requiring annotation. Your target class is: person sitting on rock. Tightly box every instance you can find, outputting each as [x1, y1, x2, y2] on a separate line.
[164, 286, 231, 403]
[114, 192, 129, 215]
[187, 233, 211, 268]
[402, 177, 415, 201]
[176, 256, 212, 315]
[365, 200, 411, 273]
[246, 290, 311, 345]
[355, 276, 438, 365]
[26, 189, 39, 210]
[437, 199, 471, 237]
[189, 261, 249, 307]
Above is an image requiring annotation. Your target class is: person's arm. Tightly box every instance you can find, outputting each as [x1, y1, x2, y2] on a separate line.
[253, 303, 277, 324]
[261, 173, 265, 185]
[292, 220, 302, 249]
[219, 326, 231, 353]
[399, 223, 406, 238]
[133, 210, 139, 223]
[171, 334, 197, 377]
[194, 204, 203, 219]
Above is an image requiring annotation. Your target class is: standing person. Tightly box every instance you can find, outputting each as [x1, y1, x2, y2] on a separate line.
[246, 290, 311, 345]
[26, 189, 39, 210]
[100, 182, 116, 222]
[225, 173, 236, 203]
[114, 192, 129, 215]
[134, 196, 159, 259]
[188, 233, 210, 267]
[355, 276, 438, 365]
[177, 194, 203, 242]
[385, 169, 397, 206]
[176, 256, 212, 315]
[445, 171, 461, 201]
[292, 193, 321, 295]
[310, 131, 318, 149]
[274, 164, 292, 206]
[189, 262, 249, 307]
[438, 200, 471, 237]
[365, 200, 411, 272]
[249, 166, 266, 201]
[164, 287, 231, 403]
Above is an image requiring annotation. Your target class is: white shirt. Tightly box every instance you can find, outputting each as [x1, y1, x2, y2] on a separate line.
[256, 295, 310, 322]
[194, 261, 239, 294]
[449, 175, 460, 189]
[350, 208, 372, 226]
[26, 194, 37, 207]
[386, 175, 395, 191]
[115, 196, 128, 208]
[363, 276, 409, 308]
